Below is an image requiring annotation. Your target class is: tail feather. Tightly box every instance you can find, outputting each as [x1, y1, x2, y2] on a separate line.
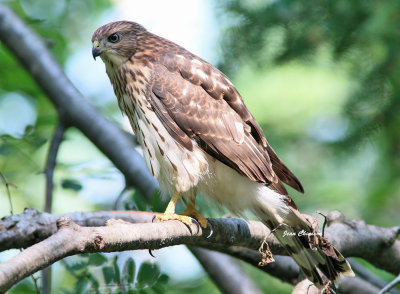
[271, 221, 353, 289]
[253, 198, 354, 290]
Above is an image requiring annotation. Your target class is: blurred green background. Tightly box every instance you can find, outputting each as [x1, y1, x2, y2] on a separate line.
[0, 0, 399, 293]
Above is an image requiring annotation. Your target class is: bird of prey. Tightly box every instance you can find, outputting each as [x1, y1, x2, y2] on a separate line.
[92, 21, 353, 290]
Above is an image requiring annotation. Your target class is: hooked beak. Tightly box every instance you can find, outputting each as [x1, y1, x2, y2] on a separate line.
[92, 47, 102, 60]
[92, 40, 102, 60]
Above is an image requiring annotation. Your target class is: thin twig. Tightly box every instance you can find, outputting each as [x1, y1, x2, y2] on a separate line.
[378, 275, 400, 294]
[42, 122, 65, 294]
[316, 211, 327, 238]
[44, 122, 65, 213]
[0, 172, 16, 215]
[0, 175, 41, 293]
[349, 258, 400, 294]
[113, 186, 129, 210]
[31, 274, 41, 294]
[190, 246, 263, 294]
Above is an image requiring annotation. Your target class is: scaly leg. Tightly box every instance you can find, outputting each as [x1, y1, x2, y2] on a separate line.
[153, 192, 193, 226]
[179, 197, 208, 228]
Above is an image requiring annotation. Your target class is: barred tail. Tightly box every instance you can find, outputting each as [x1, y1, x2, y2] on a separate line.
[253, 191, 354, 289]
[269, 219, 353, 289]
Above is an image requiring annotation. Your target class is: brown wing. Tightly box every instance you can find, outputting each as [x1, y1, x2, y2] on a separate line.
[148, 47, 303, 193]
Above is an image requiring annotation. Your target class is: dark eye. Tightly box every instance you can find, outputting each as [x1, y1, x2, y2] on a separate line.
[108, 33, 120, 43]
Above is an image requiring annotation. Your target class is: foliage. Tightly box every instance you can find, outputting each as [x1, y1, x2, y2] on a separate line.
[217, 0, 400, 226]
[61, 253, 169, 294]
[0, 0, 113, 212]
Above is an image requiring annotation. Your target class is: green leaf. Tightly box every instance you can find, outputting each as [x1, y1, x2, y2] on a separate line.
[113, 256, 121, 284]
[67, 261, 88, 272]
[61, 178, 82, 191]
[123, 257, 136, 284]
[88, 253, 107, 266]
[151, 274, 169, 294]
[136, 262, 160, 289]
[156, 274, 169, 285]
[75, 277, 89, 294]
[102, 266, 115, 284]
[132, 191, 147, 211]
[124, 202, 135, 210]
[150, 190, 162, 211]
[89, 276, 99, 291]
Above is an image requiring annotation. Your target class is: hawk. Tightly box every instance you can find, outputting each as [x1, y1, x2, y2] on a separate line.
[92, 21, 353, 289]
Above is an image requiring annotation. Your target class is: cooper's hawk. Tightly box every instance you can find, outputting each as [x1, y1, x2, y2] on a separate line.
[92, 21, 353, 289]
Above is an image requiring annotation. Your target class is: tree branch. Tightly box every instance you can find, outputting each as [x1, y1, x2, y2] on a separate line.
[222, 246, 390, 294]
[0, 209, 271, 253]
[189, 246, 264, 294]
[325, 210, 400, 275]
[2, 209, 399, 276]
[43, 121, 66, 294]
[379, 275, 400, 294]
[222, 246, 300, 283]
[348, 258, 400, 294]
[1, 209, 399, 293]
[291, 277, 382, 294]
[0, 172, 15, 216]
[0, 215, 268, 292]
[44, 122, 66, 213]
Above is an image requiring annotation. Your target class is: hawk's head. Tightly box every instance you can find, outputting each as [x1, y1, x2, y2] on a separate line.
[91, 21, 146, 65]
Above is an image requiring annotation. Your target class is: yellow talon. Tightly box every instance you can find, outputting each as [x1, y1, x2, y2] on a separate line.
[154, 192, 208, 230]
[153, 213, 194, 226]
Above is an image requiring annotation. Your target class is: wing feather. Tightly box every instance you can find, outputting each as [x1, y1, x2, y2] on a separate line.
[149, 49, 303, 192]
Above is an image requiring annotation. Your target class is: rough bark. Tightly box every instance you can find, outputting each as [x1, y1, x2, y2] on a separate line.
[1, 209, 399, 293]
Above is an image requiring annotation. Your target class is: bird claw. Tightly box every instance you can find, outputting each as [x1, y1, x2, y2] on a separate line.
[148, 249, 155, 258]
[150, 216, 158, 257]
[151, 213, 210, 237]
[151, 213, 200, 236]
[206, 219, 213, 238]
[191, 217, 200, 234]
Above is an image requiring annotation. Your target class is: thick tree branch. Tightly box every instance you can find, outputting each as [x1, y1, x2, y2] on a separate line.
[338, 276, 381, 294]
[222, 246, 300, 283]
[291, 277, 382, 294]
[2, 209, 399, 275]
[325, 210, 400, 275]
[0, 215, 268, 292]
[1, 209, 400, 293]
[0, 209, 272, 253]
[190, 246, 264, 294]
